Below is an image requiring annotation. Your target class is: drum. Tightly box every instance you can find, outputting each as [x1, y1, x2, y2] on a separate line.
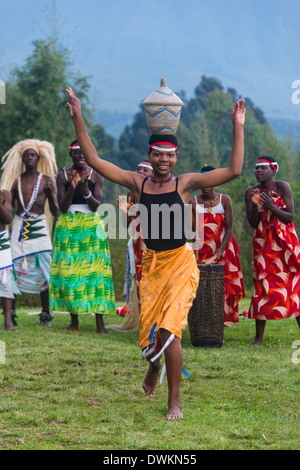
[188, 264, 224, 348]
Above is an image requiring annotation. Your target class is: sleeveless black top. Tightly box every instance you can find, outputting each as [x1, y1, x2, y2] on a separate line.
[139, 177, 186, 251]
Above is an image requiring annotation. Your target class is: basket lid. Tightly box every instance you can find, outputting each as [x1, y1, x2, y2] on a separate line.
[142, 78, 183, 107]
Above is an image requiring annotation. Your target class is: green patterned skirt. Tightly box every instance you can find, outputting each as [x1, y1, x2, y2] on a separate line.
[50, 212, 115, 315]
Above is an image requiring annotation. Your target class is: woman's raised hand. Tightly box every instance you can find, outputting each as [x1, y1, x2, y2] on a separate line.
[66, 87, 81, 118]
[231, 99, 246, 126]
[117, 195, 132, 214]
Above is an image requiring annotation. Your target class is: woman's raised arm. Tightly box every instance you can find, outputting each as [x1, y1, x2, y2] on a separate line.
[66, 88, 140, 192]
[182, 99, 245, 193]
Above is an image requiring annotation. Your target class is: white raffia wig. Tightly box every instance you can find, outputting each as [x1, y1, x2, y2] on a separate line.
[1, 139, 58, 235]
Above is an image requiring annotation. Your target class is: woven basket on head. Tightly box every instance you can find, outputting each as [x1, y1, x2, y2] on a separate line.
[188, 264, 224, 348]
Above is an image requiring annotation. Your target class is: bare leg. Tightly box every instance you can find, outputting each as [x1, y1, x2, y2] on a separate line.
[11, 298, 18, 326]
[2, 297, 16, 331]
[95, 314, 108, 334]
[250, 319, 266, 345]
[63, 313, 79, 330]
[142, 358, 161, 398]
[40, 289, 49, 312]
[160, 329, 183, 420]
[39, 289, 53, 327]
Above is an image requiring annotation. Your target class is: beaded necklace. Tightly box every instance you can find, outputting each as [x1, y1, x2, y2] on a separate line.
[198, 194, 216, 214]
[259, 180, 275, 192]
[18, 172, 43, 219]
[150, 173, 173, 183]
[72, 164, 88, 175]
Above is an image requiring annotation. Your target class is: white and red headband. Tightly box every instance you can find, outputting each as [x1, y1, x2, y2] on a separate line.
[148, 141, 177, 153]
[69, 142, 80, 151]
[137, 161, 153, 169]
[256, 158, 279, 173]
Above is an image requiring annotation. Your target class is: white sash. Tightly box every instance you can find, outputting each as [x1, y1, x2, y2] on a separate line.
[0, 228, 13, 269]
[11, 215, 52, 260]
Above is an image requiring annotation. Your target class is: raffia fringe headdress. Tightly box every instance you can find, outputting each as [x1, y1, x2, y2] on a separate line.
[1, 139, 58, 235]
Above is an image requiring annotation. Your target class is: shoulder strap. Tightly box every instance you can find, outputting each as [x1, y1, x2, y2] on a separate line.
[141, 177, 148, 193]
[88, 168, 93, 180]
[175, 177, 179, 191]
[63, 168, 68, 181]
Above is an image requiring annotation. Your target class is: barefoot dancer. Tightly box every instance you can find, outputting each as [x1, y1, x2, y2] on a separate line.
[0, 187, 19, 330]
[245, 156, 300, 344]
[66, 86, 245, 419]
[1, 140, 59, 326]
[49, 140, 115, 333]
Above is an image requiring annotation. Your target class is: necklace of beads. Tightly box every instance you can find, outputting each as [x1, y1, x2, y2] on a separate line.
[72, 164, 88, 175]
[150, 173, 173, 183]
[259, 180, 275, 192]
[199, 195, 216, 213]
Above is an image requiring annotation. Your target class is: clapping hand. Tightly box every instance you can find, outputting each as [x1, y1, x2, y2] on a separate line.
[44, 180, 55, 197]
[250, 188, 260, 205]
[70, 170, 81, 190]
[117, 195, 132, 214]
[259, 191, 274, 210]
[80, 173, 89, 196]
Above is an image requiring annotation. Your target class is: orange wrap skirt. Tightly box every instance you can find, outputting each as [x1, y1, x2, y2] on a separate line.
[138, 243, 199, 350]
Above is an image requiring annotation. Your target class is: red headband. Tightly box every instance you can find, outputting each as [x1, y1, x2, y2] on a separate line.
[69, 143, 80, 151]
[256, 158, 278, 172]
[149, 141, 177, 150]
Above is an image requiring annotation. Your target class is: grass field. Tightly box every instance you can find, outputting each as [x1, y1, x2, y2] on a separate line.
[0, 297, 299, 451]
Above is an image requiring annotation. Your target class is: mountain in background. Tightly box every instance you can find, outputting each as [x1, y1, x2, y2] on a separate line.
[97, 109, 300, 143]
[267, 117, 300, 139]
[1, 0, 300, 124]
[96, 110, 133, 140]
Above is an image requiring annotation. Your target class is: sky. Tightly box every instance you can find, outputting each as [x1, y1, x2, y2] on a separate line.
[1, 0, 300, 130]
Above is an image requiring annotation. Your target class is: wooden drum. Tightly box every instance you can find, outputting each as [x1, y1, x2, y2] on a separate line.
[188, 264, 224, 348]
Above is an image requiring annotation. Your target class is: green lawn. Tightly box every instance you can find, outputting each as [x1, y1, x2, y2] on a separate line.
[0, 297, 299, 450]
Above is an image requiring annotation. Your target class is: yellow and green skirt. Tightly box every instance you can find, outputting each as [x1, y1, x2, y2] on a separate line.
[50, 212, 115, 315]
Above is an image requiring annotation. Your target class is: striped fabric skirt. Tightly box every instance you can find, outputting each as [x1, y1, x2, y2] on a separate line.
[50, 212, 115, 315]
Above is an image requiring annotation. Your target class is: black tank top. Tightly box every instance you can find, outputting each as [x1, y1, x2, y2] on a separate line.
[139, 177, 186, 251]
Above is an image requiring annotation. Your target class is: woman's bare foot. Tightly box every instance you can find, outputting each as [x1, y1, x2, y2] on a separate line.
[96, 314, 109, 334]
[5, 323, 17, 331]
[142, 361, 161, 397]
[63, 314, 79, 331]
[97, 326, 109, 334]
[250, 338, 263, 345]
[250, 320, 265, 345]
[167, 403, 183, 420]
[63, 323, 79, 331]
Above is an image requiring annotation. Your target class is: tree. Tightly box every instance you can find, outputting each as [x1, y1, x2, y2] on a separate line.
[0, 34, 92, 169]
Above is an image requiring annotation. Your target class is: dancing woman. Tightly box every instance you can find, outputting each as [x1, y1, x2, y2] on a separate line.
[66, 86, 245, 420]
